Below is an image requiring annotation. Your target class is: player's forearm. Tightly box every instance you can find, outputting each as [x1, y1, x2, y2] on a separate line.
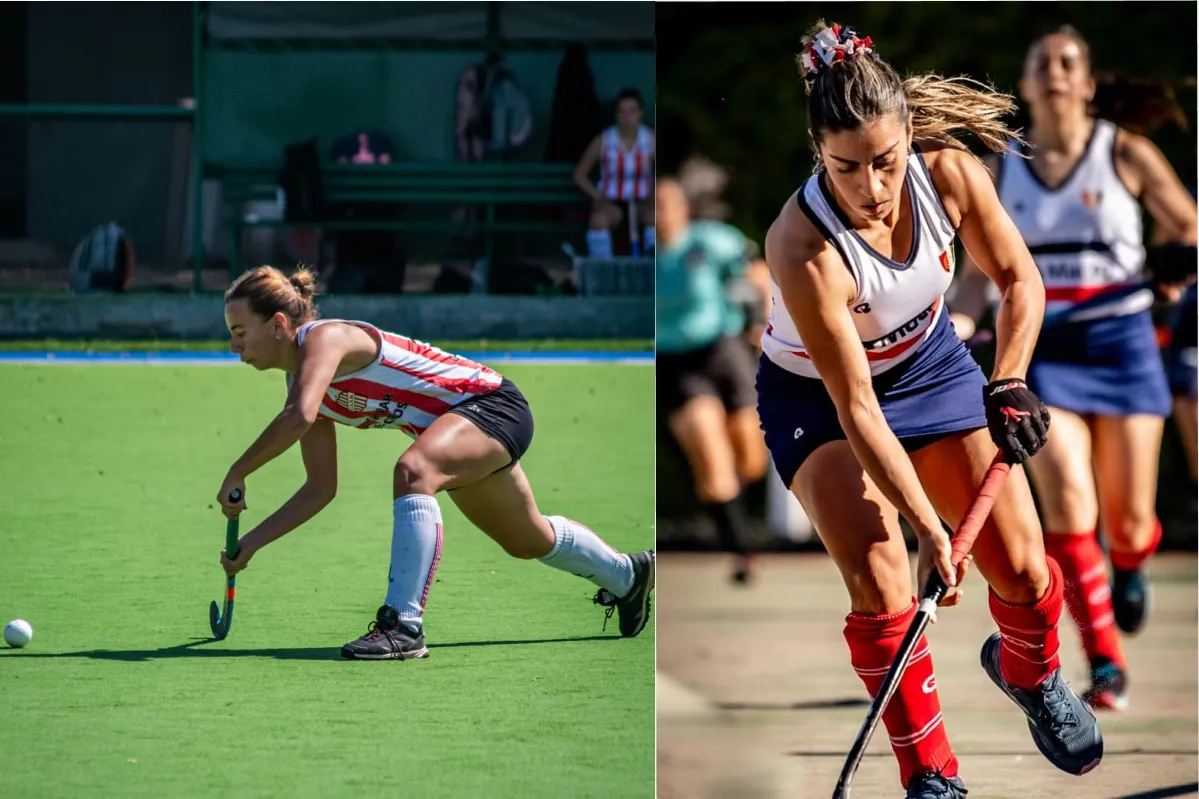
[840, 401, 943, 539]
[990, 270, 1045, 381]
[230, 410, 311, 480]
[947, 260, 992, 325]
[574, 176, 602, 201]
[240, 483, 335, 555]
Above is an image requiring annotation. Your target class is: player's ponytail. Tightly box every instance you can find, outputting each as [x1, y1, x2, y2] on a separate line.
[798, 20, 1025, 165]
[225, 264, 321, 323]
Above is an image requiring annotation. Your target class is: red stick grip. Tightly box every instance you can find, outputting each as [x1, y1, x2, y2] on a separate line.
[949, 452, 1011, 565]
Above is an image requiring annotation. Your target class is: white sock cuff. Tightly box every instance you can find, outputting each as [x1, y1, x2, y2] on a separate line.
[586, 229, 613, 258]
[541, 515, 571, 561]
[394, 494, 441, 523]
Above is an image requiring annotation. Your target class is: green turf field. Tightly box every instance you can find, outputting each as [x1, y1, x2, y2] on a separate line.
[0, 361, 654, 798]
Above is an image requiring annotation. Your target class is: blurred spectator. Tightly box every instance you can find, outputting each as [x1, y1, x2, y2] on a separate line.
[656, 176, 769, 583]
[574, 88, 655, 258]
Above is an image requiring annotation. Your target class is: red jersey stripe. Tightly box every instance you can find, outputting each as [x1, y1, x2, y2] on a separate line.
[330, 377, 452, 417]
[1044, 282, 1139, 303]
[379, 357, 498, 396]
[378, 331, 482, 370]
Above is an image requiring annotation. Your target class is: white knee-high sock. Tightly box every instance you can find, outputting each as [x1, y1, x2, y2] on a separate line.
[539, 515, 634, 597]
[586, 229, 613, 258]
[386, 494, 443, 632]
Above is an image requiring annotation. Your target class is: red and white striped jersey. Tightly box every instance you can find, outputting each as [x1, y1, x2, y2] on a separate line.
[762, 147, 958, 378]
[598, 125, 654, 202]
[997, 120, 1150, 321]
[287, 319, 503, 439]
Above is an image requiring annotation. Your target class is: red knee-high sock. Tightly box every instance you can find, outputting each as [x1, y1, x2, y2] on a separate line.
[1044, 531, 1124, 667]
[844, 601, 958, 788]
[1109, 519, 1163, 572]
[988, 556, 1065, 690]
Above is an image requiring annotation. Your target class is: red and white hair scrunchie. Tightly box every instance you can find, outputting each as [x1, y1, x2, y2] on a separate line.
[800, 24, 876, 78]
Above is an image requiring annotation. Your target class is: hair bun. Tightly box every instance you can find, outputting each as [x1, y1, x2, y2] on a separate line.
[289, 266, 317, 300]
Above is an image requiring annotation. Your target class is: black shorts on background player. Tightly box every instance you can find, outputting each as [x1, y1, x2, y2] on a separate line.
[657, 335, 757, 416]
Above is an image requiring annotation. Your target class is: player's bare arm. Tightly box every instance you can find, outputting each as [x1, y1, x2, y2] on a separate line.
[927, 144, 1045, 381]
[223, 419, 340, 574]
[1117, 130, 1198, 244]
[946, 152, 1001, 340]
[572, 135, 604, 202]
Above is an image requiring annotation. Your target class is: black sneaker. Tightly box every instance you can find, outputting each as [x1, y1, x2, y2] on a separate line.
[907, 773, 968, 799]
[980, 632, 1102, 775]
[1082, 658, 1129, 712]
[593, 549, 655, 638]
[341, 605, 430, 661]
[1111, 566, 1151, 635]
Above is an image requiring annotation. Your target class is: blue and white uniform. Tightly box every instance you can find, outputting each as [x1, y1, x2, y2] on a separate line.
[996, 119, 1171, 417]
[757, 146, 987, 485]
[1167, 282, 1197, 400]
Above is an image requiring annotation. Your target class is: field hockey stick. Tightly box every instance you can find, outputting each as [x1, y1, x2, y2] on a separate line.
[209, 488, 242, 640]
[832, 452, 1012, 799]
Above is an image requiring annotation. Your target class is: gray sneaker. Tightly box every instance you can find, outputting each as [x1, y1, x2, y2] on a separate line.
[341, 605, 430, 661]
[980, 632, 1102, 775]
[593, 550, 655, 638]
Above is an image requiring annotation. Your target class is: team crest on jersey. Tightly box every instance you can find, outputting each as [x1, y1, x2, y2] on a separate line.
[1080, 189, 1102, 209]
[938, 248, 955, 273]
[335, 390, 368, 413]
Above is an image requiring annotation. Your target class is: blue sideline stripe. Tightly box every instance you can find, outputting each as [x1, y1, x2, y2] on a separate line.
[0, 350, 654, 365]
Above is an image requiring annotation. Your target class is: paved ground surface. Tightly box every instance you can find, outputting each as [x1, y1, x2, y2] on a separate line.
[657, 552, 1198, 799]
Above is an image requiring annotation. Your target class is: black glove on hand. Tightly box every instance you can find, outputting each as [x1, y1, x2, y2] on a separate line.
[982, 378, 1051, 464]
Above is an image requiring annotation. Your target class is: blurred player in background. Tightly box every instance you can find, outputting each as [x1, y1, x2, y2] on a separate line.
[574, 88, 656, 258]
[657, 177, 770, 583]
[1166, 282, 1198, 480]
[758, 21, 1105, 798]
[950, 26, 1198, 712]
[215, 266, 655, 658]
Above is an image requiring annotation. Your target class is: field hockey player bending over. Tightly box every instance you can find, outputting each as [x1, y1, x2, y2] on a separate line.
[215, 266, 654, 660]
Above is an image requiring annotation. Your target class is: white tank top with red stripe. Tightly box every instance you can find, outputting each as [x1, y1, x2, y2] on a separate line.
[288, 319, 504, 439]
[762, 147, 959, 378]
[997, 120, 1149, 320]
[598, 124, 654, 202]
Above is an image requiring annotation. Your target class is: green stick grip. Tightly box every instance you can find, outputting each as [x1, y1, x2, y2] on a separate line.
[226, 488, 242, 559]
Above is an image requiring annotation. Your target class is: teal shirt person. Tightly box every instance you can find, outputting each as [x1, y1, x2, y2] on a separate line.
[656, 221, 754, 354]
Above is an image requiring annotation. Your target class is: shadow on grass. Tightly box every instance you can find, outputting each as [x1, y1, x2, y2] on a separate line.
[1110, 784, 1199, 799]
[0, 634, 620, 662]
[716, 698, 870, 711]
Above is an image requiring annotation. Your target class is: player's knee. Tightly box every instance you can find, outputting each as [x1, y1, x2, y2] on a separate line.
[844, 557, 911, 616]
[394, 451, 445, 496]
[736, 449, 769, 485]
[588, 203, 613, 230]
[1114, 507, 1157, 547]
[693, 469, 740, 504]
[990, 560, 1050, 606]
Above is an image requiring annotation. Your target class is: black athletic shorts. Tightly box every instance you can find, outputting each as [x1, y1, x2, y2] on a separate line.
[657, 335, 758, 416]
[447, 377, 535, 466]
